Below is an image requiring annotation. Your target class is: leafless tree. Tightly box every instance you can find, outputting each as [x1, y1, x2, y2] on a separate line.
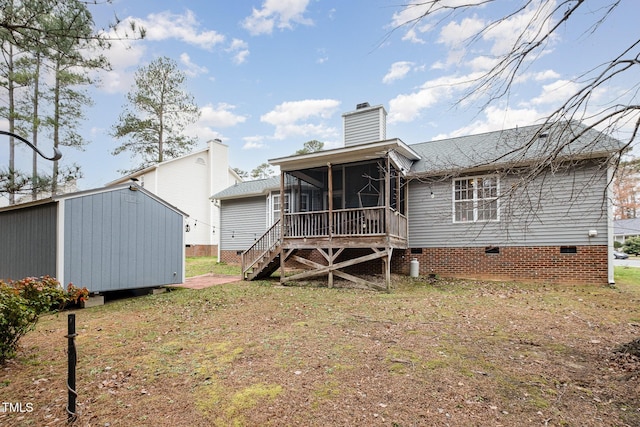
[393, 1, 636, 229]
[394, 0, 636, 159]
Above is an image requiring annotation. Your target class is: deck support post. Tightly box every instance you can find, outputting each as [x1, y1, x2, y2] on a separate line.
[328, 247, 334, 288]
[279, 171, 286, 283]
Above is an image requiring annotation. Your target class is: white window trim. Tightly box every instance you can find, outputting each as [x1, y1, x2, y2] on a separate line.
[452, 174, 500, 223]
[270, 192, 290, 225]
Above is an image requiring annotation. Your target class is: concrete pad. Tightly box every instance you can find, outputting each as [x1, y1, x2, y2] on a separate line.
[81, 294, 105, 308]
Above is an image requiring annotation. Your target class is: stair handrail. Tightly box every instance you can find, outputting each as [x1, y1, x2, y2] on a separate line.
[241, 218, 282, 278]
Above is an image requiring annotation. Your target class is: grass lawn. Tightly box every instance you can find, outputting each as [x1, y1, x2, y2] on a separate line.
[1, 264, 639, 426]
[185, 256, 240, 277]
[615, 265, 640, 286]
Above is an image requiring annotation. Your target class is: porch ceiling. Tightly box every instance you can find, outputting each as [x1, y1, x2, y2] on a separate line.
[269, 138, 421, 172]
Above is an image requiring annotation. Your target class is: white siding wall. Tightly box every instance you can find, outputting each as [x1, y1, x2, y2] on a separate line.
[134, 140, 234, 247]
[408, 162, 610, 247]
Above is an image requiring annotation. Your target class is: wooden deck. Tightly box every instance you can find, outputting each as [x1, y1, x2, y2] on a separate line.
[242, 207, 408, 289]
[282, 207, 407, 249]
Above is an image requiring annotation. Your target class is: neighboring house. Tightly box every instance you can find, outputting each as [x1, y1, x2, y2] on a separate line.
[108, 139, 242, 257]
[614, 218, 640, 244]
[0, 183, 186, 293]
[212, 104, 624, 287]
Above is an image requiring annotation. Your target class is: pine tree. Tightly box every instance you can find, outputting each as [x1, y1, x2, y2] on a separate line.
[111, 56, 200, 172]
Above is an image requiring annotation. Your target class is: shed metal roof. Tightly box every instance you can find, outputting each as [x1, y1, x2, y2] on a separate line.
[0, 183, 188, 217]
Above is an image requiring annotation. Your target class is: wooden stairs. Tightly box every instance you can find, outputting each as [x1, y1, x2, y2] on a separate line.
[241, 219, 283, 281]
[244, 245, 282, 280]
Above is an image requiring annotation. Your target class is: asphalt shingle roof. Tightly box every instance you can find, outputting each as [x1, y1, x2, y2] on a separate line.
[615, 218, 640, 236]
[409, 121, 624, 175]
[213, 121, 624, 200]
[211, 176, 279, 200]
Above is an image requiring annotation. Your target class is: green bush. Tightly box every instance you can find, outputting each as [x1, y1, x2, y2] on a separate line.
[623, 236, 640, 256]
[614, 240, 622, 249]
[0, 285, 38, 363]
[0, 276, 89, 364]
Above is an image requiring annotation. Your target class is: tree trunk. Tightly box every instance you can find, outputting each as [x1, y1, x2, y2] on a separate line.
[31, 53, 40, 201]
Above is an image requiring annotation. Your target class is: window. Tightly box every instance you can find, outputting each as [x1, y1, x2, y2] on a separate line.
[453, 175, 499, 222]
[271, 193, 290, 224]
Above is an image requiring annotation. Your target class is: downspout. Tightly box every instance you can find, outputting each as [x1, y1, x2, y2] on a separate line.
[608, 162, 615, 285]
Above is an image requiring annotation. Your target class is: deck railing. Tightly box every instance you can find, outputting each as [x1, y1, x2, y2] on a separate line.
[241, 219, 281, 278]
[283, 207, 407, 239]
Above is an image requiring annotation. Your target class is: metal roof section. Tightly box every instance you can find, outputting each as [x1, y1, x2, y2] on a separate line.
[0, 182, 188, 217]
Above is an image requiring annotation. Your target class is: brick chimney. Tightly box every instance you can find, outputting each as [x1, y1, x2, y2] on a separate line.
[342, 103, 387, 147]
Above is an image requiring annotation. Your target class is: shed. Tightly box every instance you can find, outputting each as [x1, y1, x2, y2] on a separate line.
[0, 183, 186, 293]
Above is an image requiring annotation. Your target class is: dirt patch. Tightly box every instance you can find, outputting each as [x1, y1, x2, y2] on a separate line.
[2, 277, 640, 426]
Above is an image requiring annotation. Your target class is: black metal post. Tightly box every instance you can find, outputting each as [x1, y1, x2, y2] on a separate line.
[66, 314, 77, 423]
[0, 130, 62, 161]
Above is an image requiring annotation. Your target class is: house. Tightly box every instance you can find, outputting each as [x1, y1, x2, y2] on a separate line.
[212, 104, 624, 287]
[614, 218, 640, 244]
[0, 183, 186, 294]
[107, 139, 242, 257]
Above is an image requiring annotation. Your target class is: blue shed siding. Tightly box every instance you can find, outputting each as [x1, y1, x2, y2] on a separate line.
[0, 202, 57, 280]
[63, 188, 183, 292]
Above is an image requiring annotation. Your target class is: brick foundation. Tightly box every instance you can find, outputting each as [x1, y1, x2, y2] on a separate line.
[392, 246, 609, 285]
[222, 245, 609, 285]
[185, 245, 217, 258]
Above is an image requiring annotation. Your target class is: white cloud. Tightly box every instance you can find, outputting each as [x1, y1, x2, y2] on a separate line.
[434, 105, 546, 139]
[316, 48, 329, 64]
[383, 61, 414, 84]
[137, 10, 225, 50]
[242, 136, 266, 150]
[388, 73, 482, 123]
[93, 11, 223, 94]
[529, 79, 581, 106]
[438, 16, 486, 48]
[180, 53, 208, 77]
[227, 39, 250, 65]
[390, 0, 488, 44]
[242, 0, 313, 36]
[261, 99, 341, 140]
[91, 25, 146, 94]
[199, 103, 247, 127]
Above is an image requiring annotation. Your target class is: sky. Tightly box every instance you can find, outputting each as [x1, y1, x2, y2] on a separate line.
[3, 0, 639, 192]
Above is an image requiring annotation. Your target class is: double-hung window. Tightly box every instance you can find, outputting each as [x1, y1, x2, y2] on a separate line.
[453, 175, 499, 222]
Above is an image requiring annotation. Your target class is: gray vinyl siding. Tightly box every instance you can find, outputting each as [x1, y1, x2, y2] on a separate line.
[0, 202, 57, 280]
[344, 107, 386, 146]
[220, 196, 267, 251]
[408, 162, 610, 247]
[63, 188, 183, 292]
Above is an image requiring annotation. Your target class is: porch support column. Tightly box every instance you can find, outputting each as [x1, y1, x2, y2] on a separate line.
[279, 171, 285, 283]
[384, 155, 391, 237]
[327, 162, 333, 287]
